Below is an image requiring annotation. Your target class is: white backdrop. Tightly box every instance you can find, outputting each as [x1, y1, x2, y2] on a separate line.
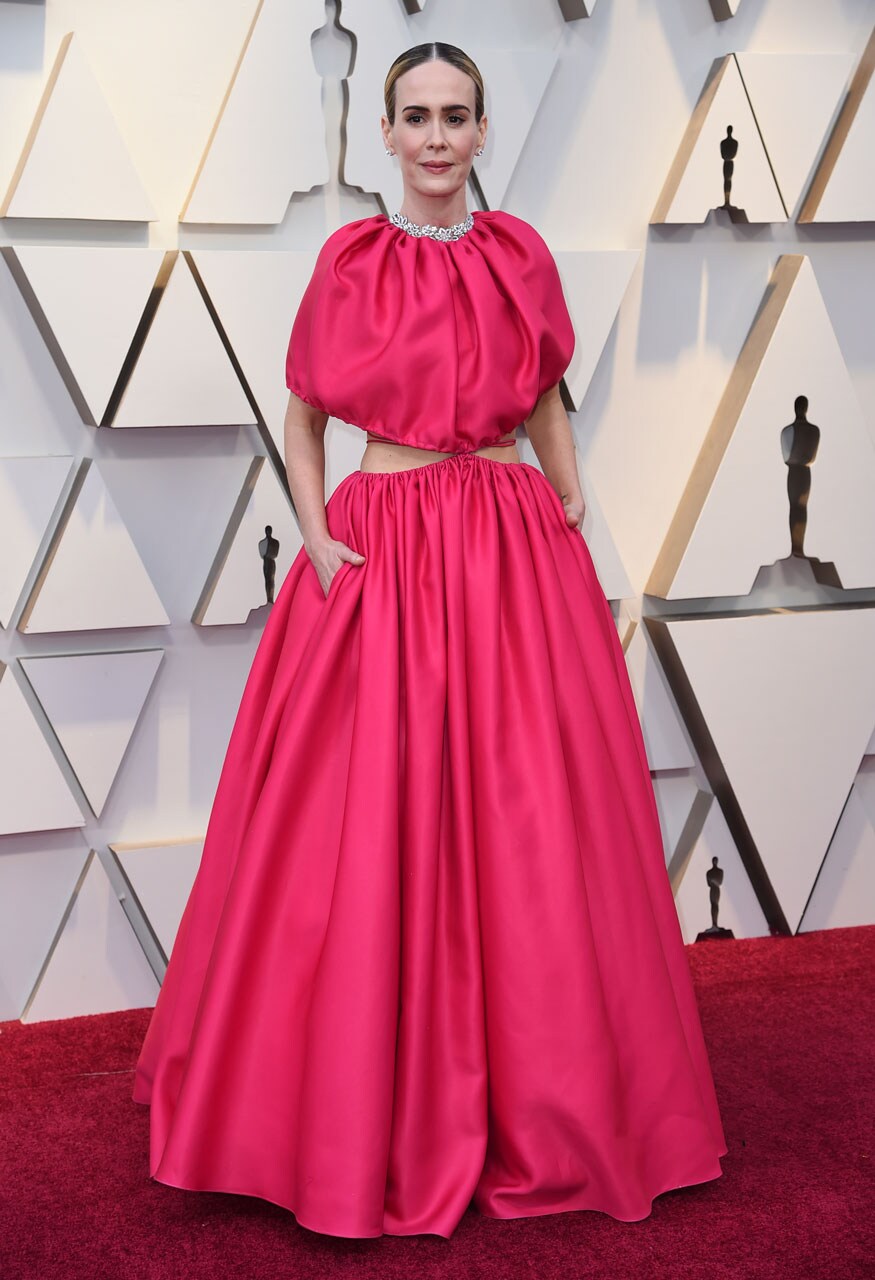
[0, 0, 873, 1022]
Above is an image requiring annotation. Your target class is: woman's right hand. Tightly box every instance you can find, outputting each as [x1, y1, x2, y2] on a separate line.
[307, 537, 366, 599]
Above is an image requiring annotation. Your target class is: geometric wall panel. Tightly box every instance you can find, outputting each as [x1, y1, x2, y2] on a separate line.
[18, 460, 170, 634]
[110, 252, 256, 428]
[799, 27, 875, 224]
[647, 256, 875, 599]
[341, 0, 559, 213]
[180, 0, 329, 225]
[673, 798, 771, 945]
[0, 833, 91, 1021]
[624, 623, 695, 773]
[193, 456, 302, 626]
[734, 54, 856, 218]
[574, 481, 633, 607]
[190, 248, 319, 454]
[652, 55, 787, 225]
[652, 608, 875, 935]
[798, 772, 875, 933]
[19, 650, 164, 819]
[111, 837, 203, 964]
[556, 2, 598, 16]
[709, 1, 740, 17]
[21, 849, 160, 1022]
[6, 247, 164, 426]
[0, 32, 156, 222]
[553, 251, 639, 414]
[0, 456, 73, 629]
[515, 436, 633, 605]
[0, 665, 86, 837]
[465, 49, 560, 212]
[650, 773, 701, 873]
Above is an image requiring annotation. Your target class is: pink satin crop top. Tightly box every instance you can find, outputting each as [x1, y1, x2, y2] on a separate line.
[285, 209, 575, 455]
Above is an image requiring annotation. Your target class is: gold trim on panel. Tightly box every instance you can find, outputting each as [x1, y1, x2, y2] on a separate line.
[0, 33, 74, 218]
[179, 0, 265, 222]
[103, 252, 177, 426]
[645, 254, 805, 598]
[17, 458, 92, 634]
[798, 25, 875, 223]
[651, 55, 731, 225]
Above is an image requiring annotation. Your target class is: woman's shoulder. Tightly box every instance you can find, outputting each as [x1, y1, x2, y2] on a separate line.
[479, 208, 557, 259]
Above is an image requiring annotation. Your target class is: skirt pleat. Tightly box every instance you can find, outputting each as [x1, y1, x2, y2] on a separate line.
[133, 453, 726, 1238]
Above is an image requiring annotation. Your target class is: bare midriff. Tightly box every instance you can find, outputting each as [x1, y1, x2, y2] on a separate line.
[360, 429, 521, 473]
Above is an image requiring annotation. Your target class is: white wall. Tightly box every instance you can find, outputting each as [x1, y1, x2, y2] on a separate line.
[0, 0, 873, 1021]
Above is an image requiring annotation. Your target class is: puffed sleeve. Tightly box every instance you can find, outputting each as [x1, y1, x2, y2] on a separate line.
[523, 223, 576, 398]
[284, 226, 349, 410]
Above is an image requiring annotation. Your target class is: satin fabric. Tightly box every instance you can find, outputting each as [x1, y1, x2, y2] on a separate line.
[133, 454, 727, 1237]
[134, 211, 726, 1236]
[285, 210, 575, 453]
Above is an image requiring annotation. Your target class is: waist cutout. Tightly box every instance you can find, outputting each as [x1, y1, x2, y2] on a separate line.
[361, 431, 520, 473]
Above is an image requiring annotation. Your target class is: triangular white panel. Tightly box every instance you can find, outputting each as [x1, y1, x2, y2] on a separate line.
[735, 55, 856, 218]
[0, 32, 156, 222]
[668, 609, 875, 933]
[674, 801, 770, 944]
[111, 252, 255, 428]
[653, 55, 787, 224]
[195, 457, 303, 625]
[575, 479, 633, 604]
[516, 436, 631, 602]
[553, 251, 639, 414]
[112, 837, 204, 959]
[0, 456, 73, 628]
[11, 246, 163, 425]
[181, 0, 328, 224]
[190, 248, 319, 453]
[798, 775, 875, 932]
[801, 29, 875, 223]
[0, 665, 85, 835]
[0, 833, 91, 1020]
[467, 49, 560, 211]
[664, 258, 875, 598]
[23, 851, 160, 1021]
[652, 774, 700, 862]
[20, 461, 169, 634]
[625, 624, 694, 772]
[19, 649, 164, 818]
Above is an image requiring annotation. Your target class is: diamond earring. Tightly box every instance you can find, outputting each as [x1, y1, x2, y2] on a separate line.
[385, 148, 394, 156]
[475, 148, 484, 156]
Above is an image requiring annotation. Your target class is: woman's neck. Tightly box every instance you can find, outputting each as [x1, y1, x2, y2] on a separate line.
[397, 197, 471, 228]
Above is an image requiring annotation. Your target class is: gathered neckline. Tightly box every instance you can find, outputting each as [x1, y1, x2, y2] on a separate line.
[377, 209, 494, 243]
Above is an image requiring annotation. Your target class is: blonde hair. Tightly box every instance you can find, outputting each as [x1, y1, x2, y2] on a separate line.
[384, 42, 485, 125]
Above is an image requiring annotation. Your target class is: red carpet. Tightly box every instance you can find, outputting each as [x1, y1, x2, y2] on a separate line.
[1, 926, 872, 1279]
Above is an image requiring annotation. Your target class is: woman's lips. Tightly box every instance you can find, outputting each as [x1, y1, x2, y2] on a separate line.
[423, 162, 452, 171]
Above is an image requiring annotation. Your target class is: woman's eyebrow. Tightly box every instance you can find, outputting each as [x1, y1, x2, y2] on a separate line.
[401, 103, 470, 112]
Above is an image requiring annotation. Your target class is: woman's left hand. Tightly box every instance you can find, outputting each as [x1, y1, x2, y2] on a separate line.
[562, 496, 586, 531]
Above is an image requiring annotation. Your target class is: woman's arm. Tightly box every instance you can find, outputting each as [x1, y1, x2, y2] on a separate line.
[283, 390, 331, 553]
[283, 390, 366, 595]
[524, 383, 586, 530]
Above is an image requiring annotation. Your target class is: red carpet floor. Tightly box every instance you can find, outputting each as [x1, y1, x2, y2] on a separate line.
[1, 925, 872, 1280]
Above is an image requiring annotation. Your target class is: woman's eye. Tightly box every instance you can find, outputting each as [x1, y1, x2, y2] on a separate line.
[405, 114, 465, 125]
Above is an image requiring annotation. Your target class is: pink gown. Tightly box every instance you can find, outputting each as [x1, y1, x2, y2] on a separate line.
[132, 209, 727, 1238]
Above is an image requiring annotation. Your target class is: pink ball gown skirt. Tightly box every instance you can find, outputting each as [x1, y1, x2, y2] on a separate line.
[132, 448, 727, 1238]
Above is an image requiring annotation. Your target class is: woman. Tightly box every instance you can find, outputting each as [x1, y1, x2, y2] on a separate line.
[133, 42, 727, 1239]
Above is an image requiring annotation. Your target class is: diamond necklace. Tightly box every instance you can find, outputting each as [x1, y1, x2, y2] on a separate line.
[389, 210, 474, 241]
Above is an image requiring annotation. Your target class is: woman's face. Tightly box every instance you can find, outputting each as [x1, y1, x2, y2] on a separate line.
[381, 59, 487, 200]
